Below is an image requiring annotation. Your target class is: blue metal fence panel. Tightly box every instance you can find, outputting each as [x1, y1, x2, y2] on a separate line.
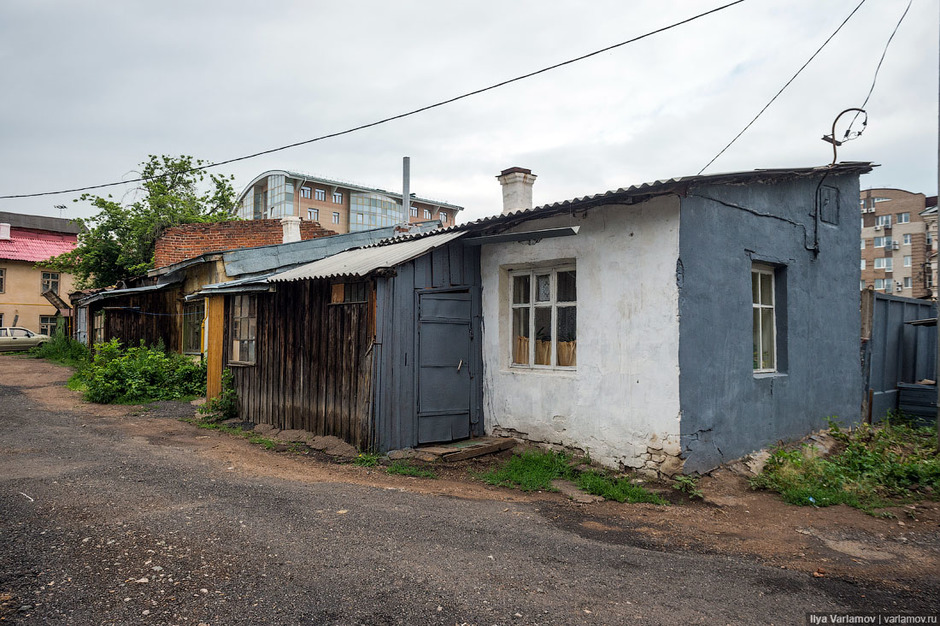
[866, 292, 936, 422]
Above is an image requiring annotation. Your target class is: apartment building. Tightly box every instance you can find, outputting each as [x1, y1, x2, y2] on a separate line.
[234, 170, 463, 233]
[859, 188, 936, 299]
[0, 211, 79, 333]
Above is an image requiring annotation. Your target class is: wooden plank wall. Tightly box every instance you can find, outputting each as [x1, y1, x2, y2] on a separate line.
[96, 288, 182, 351]
[373, 241, 483, 452]
[229, 280, 375, 451]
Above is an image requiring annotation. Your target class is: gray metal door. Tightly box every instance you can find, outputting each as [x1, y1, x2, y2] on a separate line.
[416, 291, 471, 443]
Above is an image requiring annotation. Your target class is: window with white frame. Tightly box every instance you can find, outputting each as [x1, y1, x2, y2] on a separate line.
[440, 210, 448, 223]
[875, 278, 885, 290]
[752, 265, 776, 373]
[410, 206, 418, 217]
[896, 212, 910, 224]
[315, 188, 326, 201]
[904, 234, 912, 245]
[860, 280, 866, 290]
[904, 256, 912, 267]
[332, 192, 343, 204]
[41, 271, 59, 295]
[230, 295, 257, 365]
[301, 187, 311, 199]
[423, 208, 431, 220]
[874, 258, 893, 271]
[308, 208, 319, 221]
[876, 215, 892, 227]
[874, 237, 886, 248]
[860, 239, 865, 250]
[904, 277, 912, 288]
[332, 211, 340, 224]
[860, 259, 866, 270]
[510, 267, 576, 368]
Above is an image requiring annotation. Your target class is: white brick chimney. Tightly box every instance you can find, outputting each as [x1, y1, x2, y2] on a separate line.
[497, 167, 537, 215]
[0, 223, 10, 240]
[281, 216, 301, 243]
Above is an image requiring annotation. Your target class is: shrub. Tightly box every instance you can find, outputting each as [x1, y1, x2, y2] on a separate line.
[199, 369, 238, 423]
[79, 339, 206, 404]
[29, 331, 90, 368]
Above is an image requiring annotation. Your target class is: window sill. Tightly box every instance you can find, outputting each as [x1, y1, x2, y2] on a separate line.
[508, 365, 577, 375]
[753, 371, 787, 380]
[228, 361, 255, 368]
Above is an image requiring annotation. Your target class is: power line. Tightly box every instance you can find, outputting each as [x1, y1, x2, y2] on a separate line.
[698, 0, 867, 175]
[1, 1, 747, 201]
[843, 0, 912, 139]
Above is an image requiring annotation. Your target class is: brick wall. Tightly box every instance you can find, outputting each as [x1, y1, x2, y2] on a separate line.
[154, 220, 335, 269]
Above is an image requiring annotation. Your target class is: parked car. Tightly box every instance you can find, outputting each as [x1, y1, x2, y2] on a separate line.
[0, 327, 50, 352]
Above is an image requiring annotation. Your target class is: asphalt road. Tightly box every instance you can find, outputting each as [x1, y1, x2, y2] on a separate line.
[1, 376, 936, 625]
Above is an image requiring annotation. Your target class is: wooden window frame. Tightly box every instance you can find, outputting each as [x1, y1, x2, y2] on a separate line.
[509, 266, 577, 370]
[229, 294, 257, 365]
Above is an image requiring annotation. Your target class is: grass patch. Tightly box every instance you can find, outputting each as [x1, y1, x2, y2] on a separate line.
[480, 449, 575, 491]
[187, 418, 277, 450]
[480, 449, 667, 504]
[751, 417, 940, 513]
[576, 471, 668, 504]
[353, 452, 382, 467]
[386, 460, 437, 479]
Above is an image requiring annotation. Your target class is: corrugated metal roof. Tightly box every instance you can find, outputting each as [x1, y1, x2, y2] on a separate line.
[75, 281, 180, 306]
[356, 162, 877, 247]
[221, 222, 442, 277]
[0, 227, 77, 262]
[269, 231, 466, 283]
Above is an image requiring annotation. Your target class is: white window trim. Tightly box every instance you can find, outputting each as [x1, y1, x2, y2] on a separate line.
[510, 266, 576, 370]
[752, 265, 776, 374]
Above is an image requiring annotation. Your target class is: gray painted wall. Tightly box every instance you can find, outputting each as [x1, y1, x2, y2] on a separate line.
[678, 172, 863, 473]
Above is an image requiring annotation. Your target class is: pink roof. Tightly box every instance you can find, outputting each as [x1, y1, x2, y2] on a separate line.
[0, 227, 78, 263]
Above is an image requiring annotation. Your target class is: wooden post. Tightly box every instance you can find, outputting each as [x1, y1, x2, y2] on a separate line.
[206, 295, 225, 400]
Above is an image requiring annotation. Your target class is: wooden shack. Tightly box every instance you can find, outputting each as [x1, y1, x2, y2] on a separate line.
[221, 231, 483, 452]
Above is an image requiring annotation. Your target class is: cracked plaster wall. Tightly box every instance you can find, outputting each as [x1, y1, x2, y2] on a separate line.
[480, 197, 683, 475]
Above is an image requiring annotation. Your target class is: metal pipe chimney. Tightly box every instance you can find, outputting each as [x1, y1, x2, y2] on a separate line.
[402, 157, 410, 222]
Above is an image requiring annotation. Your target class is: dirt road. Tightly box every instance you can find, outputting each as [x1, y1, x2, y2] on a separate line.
[1, 356, 938, 624]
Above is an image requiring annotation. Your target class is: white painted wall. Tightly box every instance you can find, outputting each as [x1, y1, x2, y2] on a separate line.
[480, 196, 682, 471]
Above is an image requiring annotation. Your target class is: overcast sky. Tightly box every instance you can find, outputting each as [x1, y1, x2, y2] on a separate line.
[0, 0, 936, 224]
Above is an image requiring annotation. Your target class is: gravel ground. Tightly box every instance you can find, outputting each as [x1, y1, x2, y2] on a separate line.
[1, 357, 938, 625]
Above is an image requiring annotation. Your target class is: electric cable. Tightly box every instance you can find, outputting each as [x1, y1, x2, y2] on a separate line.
[843, 0, 912, 140]
[698, 0, 867, 175]
[0, 1, 747, 201]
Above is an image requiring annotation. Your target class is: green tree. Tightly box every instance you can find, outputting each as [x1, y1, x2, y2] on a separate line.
[45, 155, 236, 288]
